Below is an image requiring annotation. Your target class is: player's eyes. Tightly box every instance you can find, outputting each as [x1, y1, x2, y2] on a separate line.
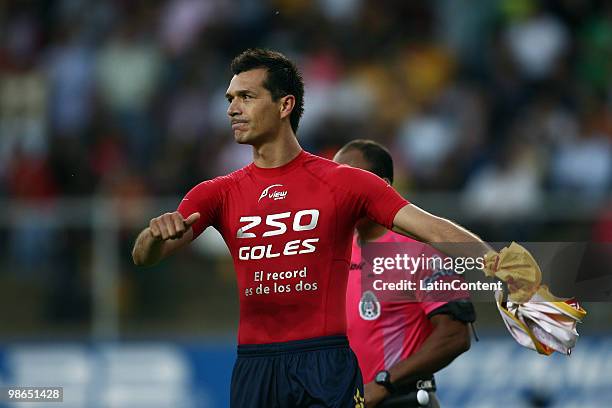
[226, 94, 253, 103]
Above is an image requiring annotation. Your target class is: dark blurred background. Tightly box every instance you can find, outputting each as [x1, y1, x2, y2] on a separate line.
[0, 0, 611, 407]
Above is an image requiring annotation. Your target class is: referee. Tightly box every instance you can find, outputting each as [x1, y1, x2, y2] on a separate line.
[334, 140, 475, 408]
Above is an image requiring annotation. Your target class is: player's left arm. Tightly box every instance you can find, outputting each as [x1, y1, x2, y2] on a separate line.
[345, 166, 494, 257]
[347, 165, 495, 262]
[365, 313, 471, 407]
[392, 203, 494, 258]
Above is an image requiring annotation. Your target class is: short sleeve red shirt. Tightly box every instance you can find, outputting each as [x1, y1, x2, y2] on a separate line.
[177, 151, 408, 344]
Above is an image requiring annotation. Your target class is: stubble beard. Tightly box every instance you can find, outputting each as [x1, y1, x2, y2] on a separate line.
[233, 126, 255, 144]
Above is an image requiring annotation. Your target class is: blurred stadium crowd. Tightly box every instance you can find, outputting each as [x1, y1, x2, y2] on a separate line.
[1, 0, 611, 336]
[2, 0, 611, 206]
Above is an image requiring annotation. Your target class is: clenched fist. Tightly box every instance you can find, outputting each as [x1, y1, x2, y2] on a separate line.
[149, 212, 200, 241]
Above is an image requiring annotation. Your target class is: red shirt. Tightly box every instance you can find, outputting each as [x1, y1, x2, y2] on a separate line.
[346, 231, 466, 383]
[177, 151, 408, 345]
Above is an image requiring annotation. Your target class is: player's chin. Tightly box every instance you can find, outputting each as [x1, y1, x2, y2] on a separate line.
[234, 130, 259, 145]
[233, 131, 250, 144]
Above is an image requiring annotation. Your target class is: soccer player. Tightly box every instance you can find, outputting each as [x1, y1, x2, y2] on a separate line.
[132, 48, 493, 408]
[334, 140, 475, 408]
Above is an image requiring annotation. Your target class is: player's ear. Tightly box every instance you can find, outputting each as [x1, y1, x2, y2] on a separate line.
[279, 95, 295, 120]
[383, 177, 391, 186]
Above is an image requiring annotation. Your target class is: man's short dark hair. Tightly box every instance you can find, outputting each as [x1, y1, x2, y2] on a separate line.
[231, 48, 305, 133]
[338, 139, 394, 184]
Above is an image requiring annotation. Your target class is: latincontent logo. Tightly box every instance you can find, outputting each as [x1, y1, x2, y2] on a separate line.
[259, 184, 287, 202]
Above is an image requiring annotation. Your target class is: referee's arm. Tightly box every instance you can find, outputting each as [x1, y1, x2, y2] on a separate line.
[365, 314, 470, 406]
[390, 314, 470, 385]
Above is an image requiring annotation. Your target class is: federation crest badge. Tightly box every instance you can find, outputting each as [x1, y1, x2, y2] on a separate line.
[359, 291, 381, 321]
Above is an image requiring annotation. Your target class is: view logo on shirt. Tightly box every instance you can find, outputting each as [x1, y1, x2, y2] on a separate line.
[258, 184, 287, 202]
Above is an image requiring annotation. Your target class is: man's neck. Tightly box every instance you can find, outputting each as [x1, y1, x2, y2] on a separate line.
[356, 220, 388, 244]
[252, 128, 302, 168]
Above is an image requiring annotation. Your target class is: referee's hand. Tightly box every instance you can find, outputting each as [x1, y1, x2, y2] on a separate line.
[365, 381, 390, 408]
[149, 212, 200, 241]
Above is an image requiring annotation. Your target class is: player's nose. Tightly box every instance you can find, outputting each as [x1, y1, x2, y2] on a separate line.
[227, 100, 241, 117]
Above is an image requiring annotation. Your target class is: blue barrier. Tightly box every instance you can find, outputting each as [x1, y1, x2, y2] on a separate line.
[0, 336, 610, 407]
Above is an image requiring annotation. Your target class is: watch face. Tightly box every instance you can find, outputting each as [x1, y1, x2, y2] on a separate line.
[375, 371, 388, 384]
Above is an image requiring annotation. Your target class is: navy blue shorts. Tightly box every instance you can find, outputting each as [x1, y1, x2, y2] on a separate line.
[230, 335, 364, 408]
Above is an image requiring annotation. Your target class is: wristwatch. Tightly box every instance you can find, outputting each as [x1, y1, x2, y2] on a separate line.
[374, 370, 396, 393]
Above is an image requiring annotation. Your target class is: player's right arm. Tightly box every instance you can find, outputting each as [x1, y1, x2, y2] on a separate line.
[132, 176, 228, 267]
[132, 212, 200, 267]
